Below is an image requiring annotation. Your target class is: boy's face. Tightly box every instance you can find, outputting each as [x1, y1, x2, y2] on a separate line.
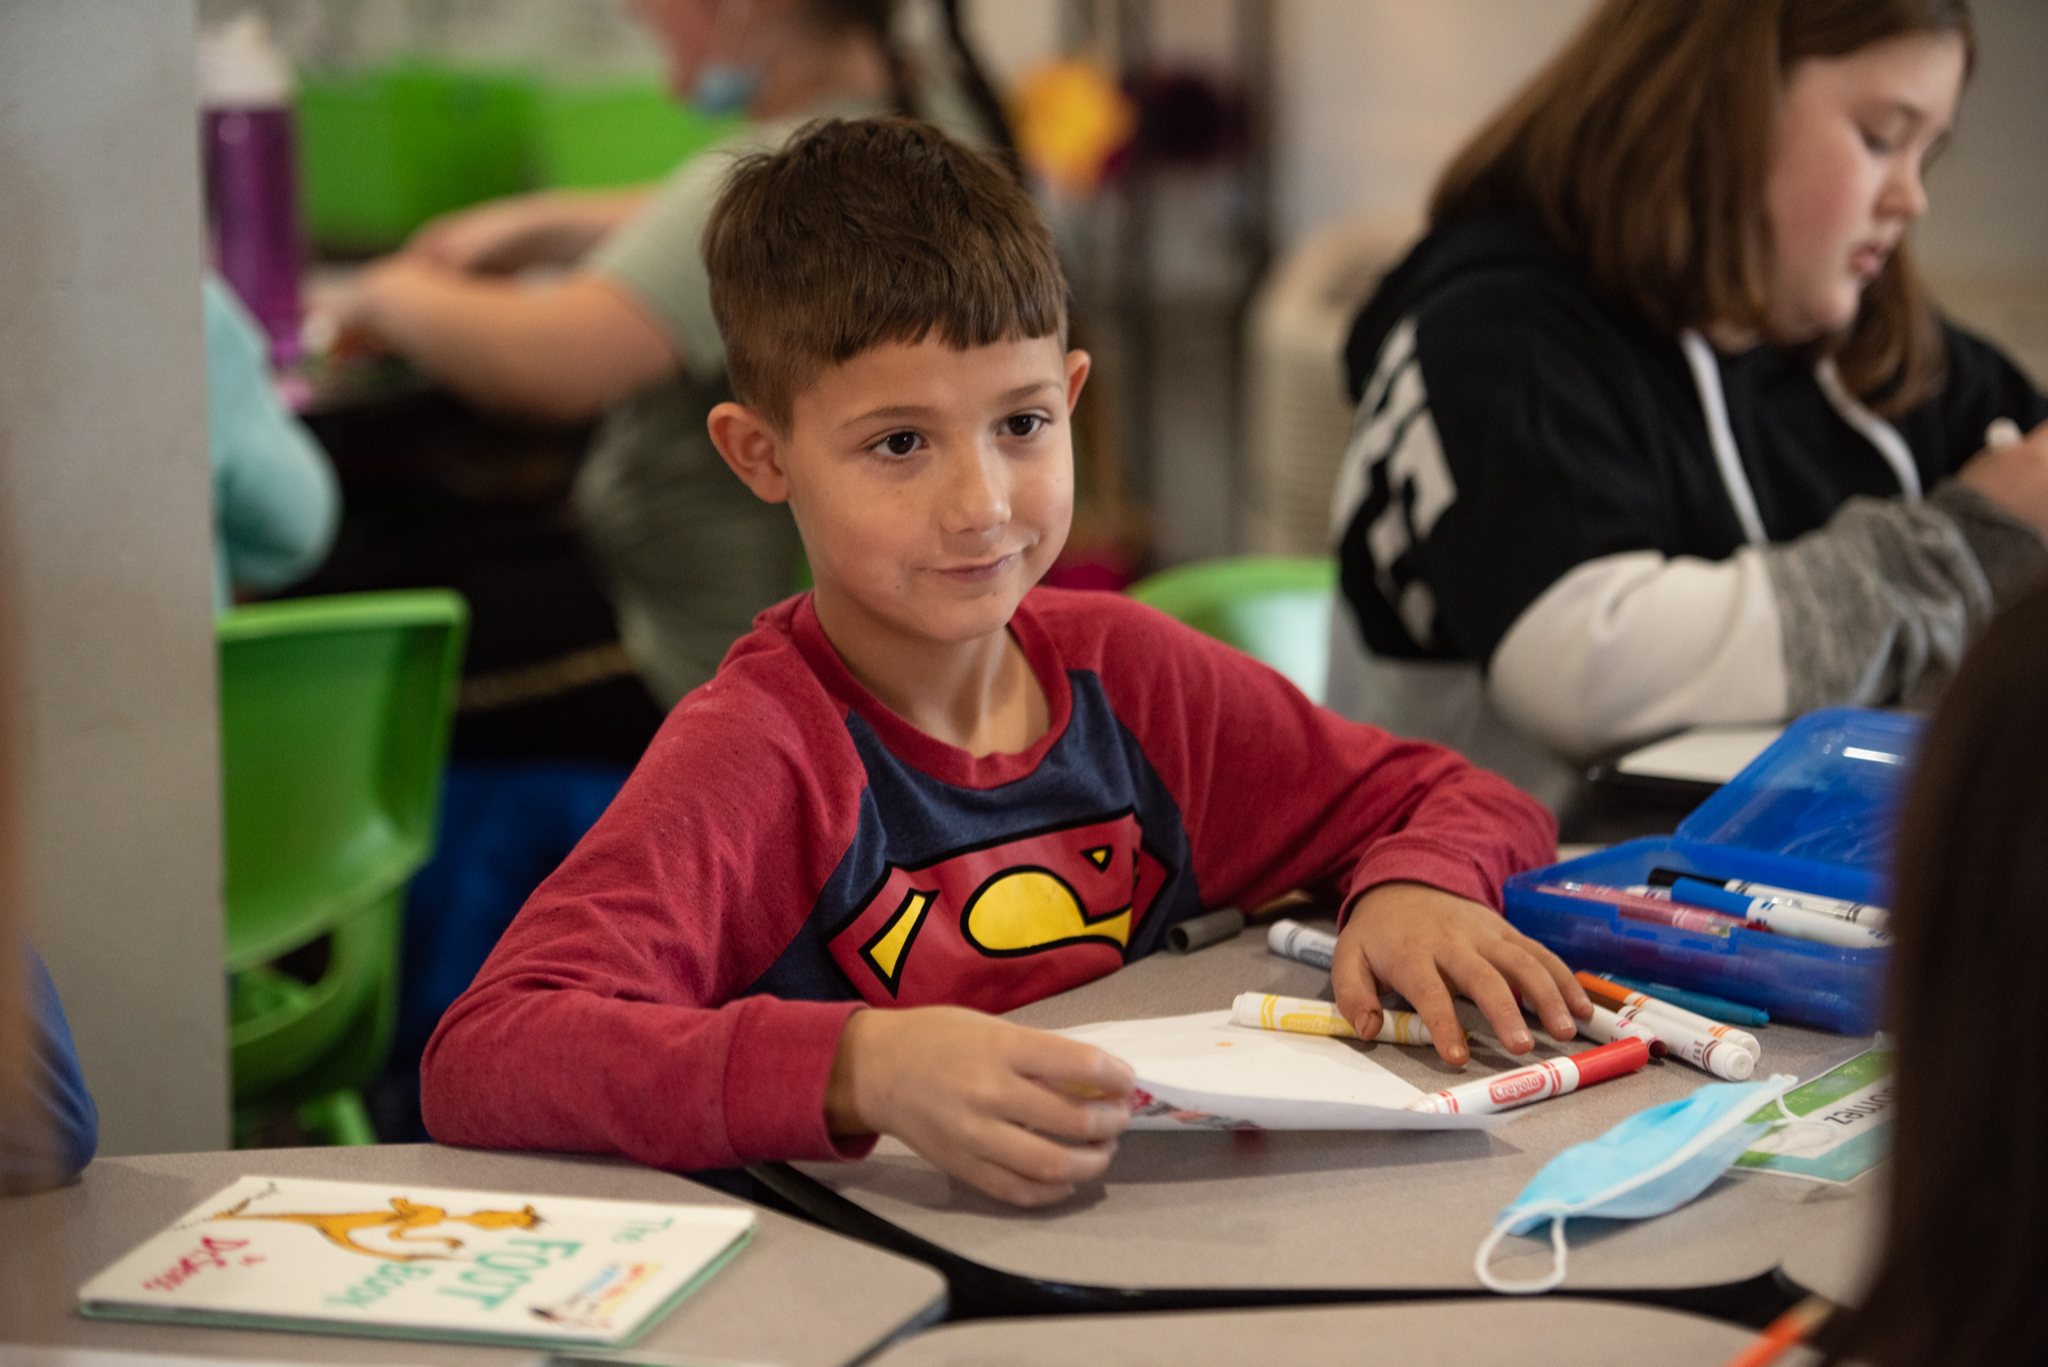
[764, 334, 1088, 652]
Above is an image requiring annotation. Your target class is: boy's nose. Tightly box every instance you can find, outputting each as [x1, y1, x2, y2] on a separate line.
[941, 447, 1010, 535]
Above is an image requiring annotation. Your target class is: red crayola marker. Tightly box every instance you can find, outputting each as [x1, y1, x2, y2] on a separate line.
[1405, 1037, 1650, 1115]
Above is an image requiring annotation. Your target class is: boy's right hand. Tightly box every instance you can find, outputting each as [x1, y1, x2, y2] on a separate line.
[826, 1007, 1135, 1207]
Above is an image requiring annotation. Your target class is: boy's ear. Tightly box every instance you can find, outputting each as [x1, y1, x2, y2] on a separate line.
[706, 401, 791, 504]
[1064, 349, 1092, 413]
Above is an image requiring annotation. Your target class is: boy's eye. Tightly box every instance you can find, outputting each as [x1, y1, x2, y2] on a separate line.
[1003, 414, 1047, 439]
[876, 431, 922, 457]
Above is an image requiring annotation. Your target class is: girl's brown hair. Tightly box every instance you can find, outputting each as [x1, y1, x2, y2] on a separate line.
[1818, 578, 2048, 1365]
[1431, 0, 1974, 415]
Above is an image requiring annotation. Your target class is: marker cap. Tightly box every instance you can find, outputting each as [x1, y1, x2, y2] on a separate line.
[1566, 1036, 1650, 1087]
[1670, 877, 1755, 919]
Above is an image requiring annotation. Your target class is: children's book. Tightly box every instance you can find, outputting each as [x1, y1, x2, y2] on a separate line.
[1057, 1010, 1507, 1131]
[1736, 1046, 1894, 1183]
[76, 1176, 756, 1348]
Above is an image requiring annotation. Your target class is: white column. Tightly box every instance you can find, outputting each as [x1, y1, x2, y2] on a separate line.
[0, 0, 229, 1154]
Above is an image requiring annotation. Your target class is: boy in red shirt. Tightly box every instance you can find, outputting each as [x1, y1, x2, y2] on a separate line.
[422, 118, 1587, 1206]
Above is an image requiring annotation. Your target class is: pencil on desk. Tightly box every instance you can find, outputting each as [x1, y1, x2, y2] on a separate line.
[1720, 1294, 1833, 1367]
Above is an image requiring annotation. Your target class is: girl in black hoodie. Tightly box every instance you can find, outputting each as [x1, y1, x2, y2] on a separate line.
[1329, 0, 2046, 811]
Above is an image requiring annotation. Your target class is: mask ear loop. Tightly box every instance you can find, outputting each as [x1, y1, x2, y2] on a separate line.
[1472, 1075, 1801, 1296]
[1475, 1202, 1571, 1294]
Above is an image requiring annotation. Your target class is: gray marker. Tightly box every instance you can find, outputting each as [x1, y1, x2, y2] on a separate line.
[1266, 918, 1338, 970]
[1165, 907, 1244, 954]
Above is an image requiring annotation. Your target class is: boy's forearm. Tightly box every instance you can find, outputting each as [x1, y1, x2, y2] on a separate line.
[421, 984, 872, 1170]
[1335, 758, 1557, 921]
[825, 1009, 877, 1138]
[1161, 636, 1555, 919]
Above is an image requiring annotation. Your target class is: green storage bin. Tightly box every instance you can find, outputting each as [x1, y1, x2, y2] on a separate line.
[1127, 556, 1338, 704]
[297, 60, 537, 251]
[532, 78, 742, 189]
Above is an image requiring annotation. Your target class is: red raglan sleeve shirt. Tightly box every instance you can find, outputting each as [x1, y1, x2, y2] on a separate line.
[422, 607, 879, 1172]
[421, 590, 1556, 1172]
[1045, 591, 1557, 919]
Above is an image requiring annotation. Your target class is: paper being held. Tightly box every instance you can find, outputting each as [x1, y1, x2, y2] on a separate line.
[1055, 1010, 1508, 1131]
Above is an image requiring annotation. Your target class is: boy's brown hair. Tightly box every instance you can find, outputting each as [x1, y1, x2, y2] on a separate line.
[704, 117, 1067, 431]
[1431, 0, 1975, 416]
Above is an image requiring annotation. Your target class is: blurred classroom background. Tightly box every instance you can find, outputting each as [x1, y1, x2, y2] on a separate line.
[1, 0, 2041, 1157]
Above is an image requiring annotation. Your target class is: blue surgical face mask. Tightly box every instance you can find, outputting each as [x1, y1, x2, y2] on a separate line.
[689, 0, 760, 117]
[691, 61, 760, 116]
[1477, 1075, 1797, 1293]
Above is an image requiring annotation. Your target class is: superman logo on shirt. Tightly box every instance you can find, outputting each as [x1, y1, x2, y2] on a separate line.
[825, 809, 1174, 1012]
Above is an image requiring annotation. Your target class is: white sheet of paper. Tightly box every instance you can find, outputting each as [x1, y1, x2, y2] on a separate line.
[1615, 724, 1784, 785]
[1057, 1010, 1507, 1131]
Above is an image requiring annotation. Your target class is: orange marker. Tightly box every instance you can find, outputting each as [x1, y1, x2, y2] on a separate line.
[1576, 972, 1761, 1061]
[1720, 1294, 1832, 1367]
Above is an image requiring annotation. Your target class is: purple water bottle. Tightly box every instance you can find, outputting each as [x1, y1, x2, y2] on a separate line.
[198, 15, 303, 369]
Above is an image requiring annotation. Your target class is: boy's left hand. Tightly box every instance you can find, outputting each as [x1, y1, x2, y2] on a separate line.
[1331, 881, 1590, 1067]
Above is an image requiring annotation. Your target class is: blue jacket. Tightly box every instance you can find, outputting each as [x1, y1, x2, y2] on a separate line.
[4, 945, 99, 1192]
[206, 275, 339, 610]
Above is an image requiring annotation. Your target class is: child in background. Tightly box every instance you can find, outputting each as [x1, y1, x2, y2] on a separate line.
[422, 118, 1587, 1206]
[1818, 578, 2048, 1365]
[206, 275, 338, 609]
[1328, 0, 2048, 814]
[326, 0, 1010, 708]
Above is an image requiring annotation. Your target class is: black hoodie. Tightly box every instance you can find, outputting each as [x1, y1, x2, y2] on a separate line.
[1333, 211, 2046, 671]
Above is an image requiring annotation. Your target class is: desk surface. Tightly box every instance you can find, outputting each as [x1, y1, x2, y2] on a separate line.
[866, 1301, 1818, 1367]
[0, 1144, 945, 1367]
[798, 927, 1882, 1297]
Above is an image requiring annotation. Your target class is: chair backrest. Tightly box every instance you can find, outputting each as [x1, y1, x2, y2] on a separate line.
[1243, 210, 1419, 556]
[218, 590, 467, 972]
[1126, 557, 1337, 704]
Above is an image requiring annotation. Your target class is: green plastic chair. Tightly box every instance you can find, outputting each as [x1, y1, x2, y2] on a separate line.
[1126, 556, 1338, 704]
[218, 590, 468, 1146]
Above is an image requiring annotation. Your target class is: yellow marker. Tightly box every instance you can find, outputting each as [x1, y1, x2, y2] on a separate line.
[1230, 991, 1436, 1047]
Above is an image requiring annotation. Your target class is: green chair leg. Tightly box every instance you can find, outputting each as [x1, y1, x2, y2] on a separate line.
[295, 1088, 379, 1147]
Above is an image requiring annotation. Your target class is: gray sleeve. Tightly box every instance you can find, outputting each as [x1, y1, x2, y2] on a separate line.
[586, 141, 757, 384]
[1765, 484, 2048, 713]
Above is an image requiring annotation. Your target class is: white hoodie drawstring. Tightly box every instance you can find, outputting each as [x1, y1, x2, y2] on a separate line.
[1679, 329, 1921, 549]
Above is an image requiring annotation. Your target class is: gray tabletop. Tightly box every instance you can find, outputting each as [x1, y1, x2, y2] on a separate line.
[796, 925, 1884, 1296]
[0, 1144, 945, 1366]
[865, 1301, 1820, 1367]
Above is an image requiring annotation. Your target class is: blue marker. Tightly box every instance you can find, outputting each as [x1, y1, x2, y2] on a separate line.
[1668, 877, 1889, 949]
[1648, 867, 1889, 932]
[1605, 974, 1769, 1027]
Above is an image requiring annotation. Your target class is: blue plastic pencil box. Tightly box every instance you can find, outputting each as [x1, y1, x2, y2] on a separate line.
[1504, 707, 1922, 1035]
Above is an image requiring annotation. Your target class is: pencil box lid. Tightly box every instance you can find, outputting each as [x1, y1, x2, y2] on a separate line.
[1502, 707, 1922, 1033]
[1669, 706, 1923, 881]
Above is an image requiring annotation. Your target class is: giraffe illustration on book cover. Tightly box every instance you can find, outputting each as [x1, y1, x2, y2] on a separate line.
[209, 1187, 541, 1261]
